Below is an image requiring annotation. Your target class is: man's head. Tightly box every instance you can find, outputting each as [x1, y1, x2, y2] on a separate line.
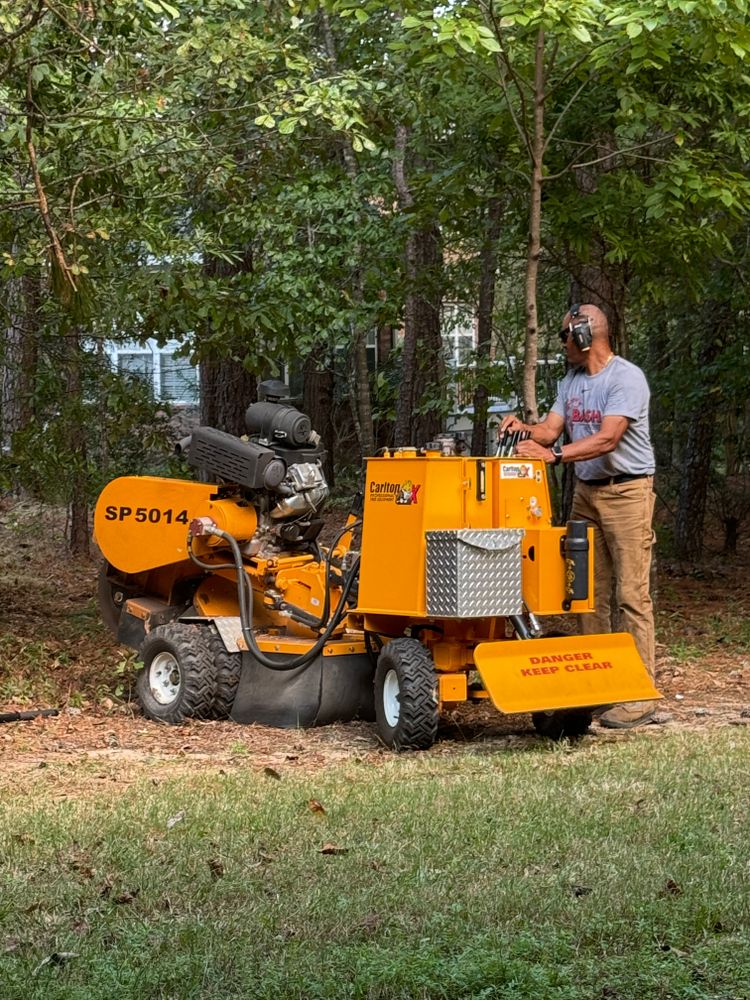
[559, 303, 609, 359]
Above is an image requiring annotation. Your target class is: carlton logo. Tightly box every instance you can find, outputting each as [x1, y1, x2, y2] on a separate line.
[369, 480, 422, 505]
[520, 651, 614, 676]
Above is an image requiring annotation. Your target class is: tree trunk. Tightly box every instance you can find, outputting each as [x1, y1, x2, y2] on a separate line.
[63, 330, 90, 555]
[393, 223, 444, 448]
[199, 254, 258, 435]
[2, 270, 39, 491]
[199, 358, 257, 436]
[569, 136, 628, 354]
[648, 316, 673, 475]
[377, 325, 394, 366]
[392, 125, 444, 448]
[410, 224, 445, 448]
[471, 197, 503, 457]
[320, 9, 375, 459]
[303, 354, 335, 487]
[674, 313, 727, 561]
[350, 325, 375, 457]
[674, 403, 715, 561]
[522, 27, 545, 426]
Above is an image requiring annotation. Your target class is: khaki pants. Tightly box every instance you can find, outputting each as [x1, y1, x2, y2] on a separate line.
[571, 477, 656, 677]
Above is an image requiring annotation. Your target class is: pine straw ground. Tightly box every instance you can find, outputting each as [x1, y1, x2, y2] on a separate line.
[0, 498, 748, 782]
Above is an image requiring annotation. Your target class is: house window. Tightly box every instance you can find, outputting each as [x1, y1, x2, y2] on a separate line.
[117, 352, 154, 386]
[442, 303, 477, 368]
[160, 352, 199, 405]
[108, 340, 199, 405]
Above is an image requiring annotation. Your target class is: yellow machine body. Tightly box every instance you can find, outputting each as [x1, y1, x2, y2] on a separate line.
[94, 475, 347, 636]
[94, 476, 258, 574]
[357, 452, 593, 617]
[355, 451, 658, 712]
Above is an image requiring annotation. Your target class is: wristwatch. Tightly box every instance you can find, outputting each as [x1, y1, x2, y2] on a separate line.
[551, 443, 563, 466]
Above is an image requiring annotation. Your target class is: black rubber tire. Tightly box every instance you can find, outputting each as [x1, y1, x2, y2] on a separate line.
[530, 629, 593, 740]
[206, 628, 242, 720]
[531, 709, 593, 741]
[374, 638, 438, 751]
[136, 623, 218, 724]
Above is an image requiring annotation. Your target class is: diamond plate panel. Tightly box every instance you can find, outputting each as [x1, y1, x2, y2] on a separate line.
[425, 529, 524, 618]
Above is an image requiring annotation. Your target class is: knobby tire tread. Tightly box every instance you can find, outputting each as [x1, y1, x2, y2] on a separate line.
[207, 629, 242, 719]
[138, 623, 218, 724]
[377, 638, 438, 751]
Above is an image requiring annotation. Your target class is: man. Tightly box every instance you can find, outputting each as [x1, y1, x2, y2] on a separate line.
[500, 303, 657, 729]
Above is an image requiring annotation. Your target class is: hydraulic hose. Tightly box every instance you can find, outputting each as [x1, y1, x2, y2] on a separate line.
[188, 524, 360, 672]
[314, 518, 362, 631]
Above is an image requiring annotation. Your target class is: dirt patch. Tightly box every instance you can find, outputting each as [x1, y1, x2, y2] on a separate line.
[1, 499, 748, 778]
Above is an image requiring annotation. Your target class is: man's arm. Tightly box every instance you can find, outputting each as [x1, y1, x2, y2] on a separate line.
[499, 412, 564, 448]
[513, 414, 629, 465]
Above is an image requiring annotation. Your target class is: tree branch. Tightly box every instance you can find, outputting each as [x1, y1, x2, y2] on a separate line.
[0, 0, 46, 44]
[25, 71, 76, 291]
[392, 124, 413, 209]
[42, 0, 107, 56]
[477, 0, 533, 159]
[543, 134, 676, 181]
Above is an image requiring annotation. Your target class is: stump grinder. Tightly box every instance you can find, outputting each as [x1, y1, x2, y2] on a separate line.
[94, 384, 659, 748]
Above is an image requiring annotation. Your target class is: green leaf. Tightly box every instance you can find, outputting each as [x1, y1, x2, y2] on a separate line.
[31, 63, 50, 86]
[160, 0, 180, 16]
[478, 35, 501, 53]
[571, 25, 592, 44]
[278, 118, 297, 134]
[626, 21, 642, 39]
[254, 114, 276, 128]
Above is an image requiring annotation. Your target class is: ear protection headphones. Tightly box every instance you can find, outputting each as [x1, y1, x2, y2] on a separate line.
[563, 304, 593, 351]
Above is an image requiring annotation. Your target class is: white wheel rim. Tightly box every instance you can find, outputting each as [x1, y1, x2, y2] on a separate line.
[149, 651, 181, 705]
[382, 668, 401, 728]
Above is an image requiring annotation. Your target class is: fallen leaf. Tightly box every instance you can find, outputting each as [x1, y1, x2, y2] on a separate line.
[307, 799, 326, 814]
[33, 952, 79, 975]
[661, 879, 682, 896]
[319, 843, 348, 856]
[114, 889, 139, 905]
[357, 913, 382, 935]
[166, 811, 185, 829]
[263, 767, 281, 780]
[658, 942, 689, 957]
[208, 858, 225, 879]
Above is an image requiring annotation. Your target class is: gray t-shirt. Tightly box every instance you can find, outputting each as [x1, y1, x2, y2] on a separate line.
[551, 356, 655, 481]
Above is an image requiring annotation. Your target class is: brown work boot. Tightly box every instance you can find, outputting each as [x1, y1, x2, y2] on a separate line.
[598, 701, 657, 730]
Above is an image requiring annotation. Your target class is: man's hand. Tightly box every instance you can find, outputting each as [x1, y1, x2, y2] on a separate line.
[498, 414, 527, 437]
[514, 439, 554, 462]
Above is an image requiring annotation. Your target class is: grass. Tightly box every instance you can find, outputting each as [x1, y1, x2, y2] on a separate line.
[2, 729, 750, 999]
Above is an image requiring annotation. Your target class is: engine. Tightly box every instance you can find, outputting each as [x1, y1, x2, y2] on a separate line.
[180, 381, 329, 556]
